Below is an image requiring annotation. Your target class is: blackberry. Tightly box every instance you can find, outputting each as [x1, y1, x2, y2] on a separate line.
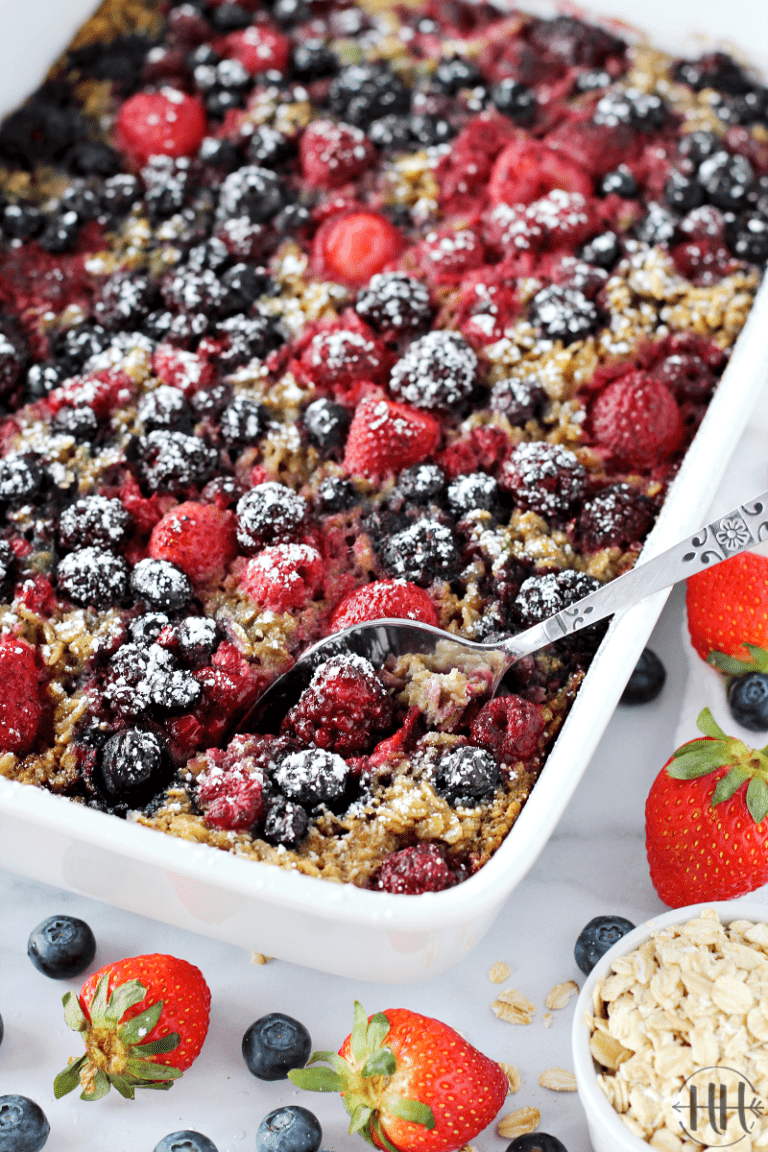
[446, 472, 498, 517]
[515, 569, 600, 628]
[501, 441, 587, 521]
[129, 613, 170, 647]
[211, 3, 253, 31]
[131, 558, 192, 612]
[144, 310, 209, 347]
[69, 32, 151, 93]
[94, 271, 155, 329]
[1, 202, 43, 240]
[593, 87, 667, 132]
[355, 272, 432, 336]
[198, 135, 241, 171]
[58, 495, 129, 553]
[315, 477, 357, 514]
[579, 230, 621, 270]
[397, 463, 446, 504]
[246, 126, 294, 168]
[489, 377, 546, 424]
[0, 540, 15, 596]
[274, 203, 312, 236]
[55, 323, 110, 373]
[635, 202, 679, 246]
[527, 14, 625, 68]
[575, 69, 611, 92]
[575, 483, 654, 551]
[301, 399, 350, 456]
[328, 63, 411, 128]
[664, 169, 705, 213]
[528, 285, 598, 343]
[176, 616, 219, 665]
[0, 316, 27, 397]
[368, 115, 413, 150]
[206, 88, 245, 120]
[720, 88, 768, 127]
[574, 914, 635, 974]
[216, 165, 285, 223]
[26, 362, 66, 401]
[381, 519, 459, 586]
[698, 151, 755, 212]
[38, 210, 81, 253]
[599, 166, 638, 198]
[621, 648, 666, 705]
[135, 430, 218, 494]
[101, 173, 142, 216]
[677, 130, 720, 170]
[489, 79, 536, 125]
[434, 746, 502, 807]
[727, 212, 768, 264]
[274, 748, 349, 809]
[141, 155, 192, 219]
[191, 381, 233, 420]
[263, 796, 309, 847]
[671, 51, 753, 95]
[236, 483, 308, 551]
[0, 100, 85, 167]
[57, 547, 129, 608]
[432, 55, 483, 94]
[66, 139, 121, 177]
[216, 58, 253, 92]
[186, 237, 231, 274]
[61, 184, 100, 222]
[220, 395, 268, 448]
[138, 386, 193, 434]
[53, 406, 99, 442]
[214, 313, 283, 369]
[0, 454, 43, 502]
[408, 113, 453, 147]
[272, 0, 310, 28]
[99, 728, 167, 802]
[161, 267, 230, 317]
[390, 330, 477, 410]
[290, 39, 339, 82]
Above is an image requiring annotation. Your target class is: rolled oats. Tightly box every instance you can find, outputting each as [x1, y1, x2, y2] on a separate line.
[539, 1067, 577, 1092]
[545, 980, 579, 1010]
[492, 988, 536, 1025]
[488, 961, 511, 984]
[499, 1063, 520, 1094]
[497, 1107, 540, 1140]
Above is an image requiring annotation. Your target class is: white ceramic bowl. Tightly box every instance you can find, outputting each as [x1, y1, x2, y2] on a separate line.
[572, 900, 768, 1152]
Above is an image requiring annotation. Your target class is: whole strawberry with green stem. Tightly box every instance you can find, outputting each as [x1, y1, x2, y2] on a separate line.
[288, 1002, 507, 1152]
[54, 953, 210, 1101]
[645, 707, 768, 907]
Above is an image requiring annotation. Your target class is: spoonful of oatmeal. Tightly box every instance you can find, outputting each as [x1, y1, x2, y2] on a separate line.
[240, 489, 768, 734]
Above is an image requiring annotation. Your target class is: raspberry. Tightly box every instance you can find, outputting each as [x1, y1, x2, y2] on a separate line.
[488, 138, 592, 206]
[590, 371, 685, 469]
[197, 756, 266, 832]
[355, 273, 432, 339]
[369, 843, 457, 894]
[51, 369, 136, 420]
[149, 502, 237, 584]
[470, 694, 544, 763]
[499, 441, 588, 520]
[221, 25, 291, 75]
[299, 120, 375, 190]
[0, 637, 42, 753]
[235, 482, 308, 552]
[282, 654, 394, 755]
[433, 746, 502, 807]
[527, 14, 626, 68]
[390, 331, 477, 411]
[312, 210, 406, 288]
[330, 579, 438, 630]
[575, 483, 654, 551]
[240, 543, 324, 613]
[343, 394, 441, 478]
[115, 88, 207, 165]
[152, 345, 215, 396]
[299, 323, 388, 402]
[58, 496, 129, 553]
[57, 547, 129, 609]
[381, 519, 459, 587]
[415, 228, 486, 287]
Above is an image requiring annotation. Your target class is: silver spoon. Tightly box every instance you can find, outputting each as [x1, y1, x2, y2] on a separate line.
[239, 489, 768, 734]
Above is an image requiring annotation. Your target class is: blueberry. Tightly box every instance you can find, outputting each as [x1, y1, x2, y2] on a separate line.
[434, 747, 502, 808]
[211, 3, 252, 31]
[432, 55, 483, 95]
[0, 1013, 3, 1048]
[27, 914, 96, 979]
[599, 166, 638, 198]
[664, 169, 705, 212]
[574, 915, 636, 975]
[99, 728, 167, 801]
[579, 230, 621, 269]
[490, 79, 536, 125]
[290, 39, 339, 82]
[0, 1095, 50, 1152]
[506, 1136, 568, 1152]
[153, 1133, 219, 1152]
[264, 797, 309, 847]
[302, 399, 350, 456]
[256, 1106, 322, 1152]
[316, 477, 357, 513]
[728, 672, 768, 731]
[328, 64, 410, 128]
[198, 136, 241, 171]
[38, 209, 81, 253]
[242, 1012, 312, 1080]
[620, 649, 666, 705]
[131, 558, 192, 613]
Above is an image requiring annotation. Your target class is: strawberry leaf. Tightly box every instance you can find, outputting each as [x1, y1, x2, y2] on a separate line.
[696, 707, 727, 739]
[746, 776, 768, 824]
[711, 766, 748, 806]
[62, 991, 88, 1032]
[289, 1067, 346, 1092]
[365, 1013, 390, 1054]
[136, 1032, 179, 1056]
[88, 973, 111, 1028]
[361, 1047, 396, 1078]
[118, 1000, 163, 1044]
[349, 1105, 374, 1134]
[81, 1070, 111, 1101]
[372, 1115, 401, 1152]
[105, 979, 146, 1026]
[667, 745, 730, 779]
[124, 1057, 182, 1081]
[351, 1001, 368, 1066]
[306, 1050, 348, 1075]
[53, 1055, 87, 1099]
[109, 1075, 136, 1100]
[744, 644, 768, 672]
[707, 650, 750, 675]
[387, 1099, 436, 1129]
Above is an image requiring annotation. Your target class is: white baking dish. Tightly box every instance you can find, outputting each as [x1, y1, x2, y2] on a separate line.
[1, 1, 767, 982]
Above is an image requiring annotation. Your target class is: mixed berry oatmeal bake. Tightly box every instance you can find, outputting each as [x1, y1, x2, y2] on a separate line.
[0, 0, 766, 892]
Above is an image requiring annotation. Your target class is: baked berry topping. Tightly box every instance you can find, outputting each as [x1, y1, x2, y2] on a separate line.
[330, 579, 438, 629]
[575, 483, 654, 552]
[590, 371, 684, 469]
[236, 483, 308, 552]
[263, 796, 309, 847]
[593, 87, 667, 132]
[499, 441, 587, 520]
[274, 747, 350, 807]
[130, 557, 193, 612]
[0, 454, 44, 502]
[53, 405, 99, 442]
[302, 399, 350, 456]
[381, 519, 459, 586]
[528, 285, 599, 343]
[434, 746, 502, 807]
[99, 728, 167, 803]
[328, 63, 411, 127]
[369, 843, 457, 894]
[490, 378, 546, 424]
[355, 273, 432, 338]
[390, 330, 477, 411]
[281, 654, 393, 755]
[57, 547, 129, 609]
[470, 695, 546, 764]
[95, 271, 155, 329]
[58, 495, 129, 553]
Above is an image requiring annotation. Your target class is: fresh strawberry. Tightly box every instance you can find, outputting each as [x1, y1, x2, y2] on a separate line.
[331, 580, 438, 630]
[589, 371, 684, 470]
[0, 636, 42, 753]
[312, 210, 406, 288]
[645, 707, 768, 906]
[343, 394, 440, 478]
[116, 88, 207, 165]
[149, 501, 237, 584]
[686, 552, 768, 662]
[289, 1002, 507, 1152]
[222, 25, 291, 75]
[54, 953, 210, 1101]
[300, 120, 376, 190]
